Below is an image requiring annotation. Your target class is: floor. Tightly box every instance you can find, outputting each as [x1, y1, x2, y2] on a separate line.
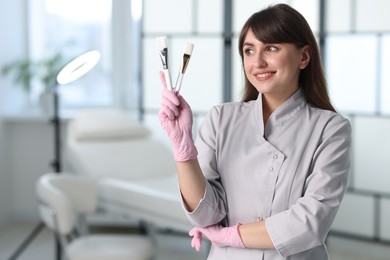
[1, 222, 390, 260]
[0, 222, 207, 260]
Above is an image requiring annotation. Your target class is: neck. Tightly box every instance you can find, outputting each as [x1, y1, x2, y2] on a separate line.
[261, 87, 299, 125]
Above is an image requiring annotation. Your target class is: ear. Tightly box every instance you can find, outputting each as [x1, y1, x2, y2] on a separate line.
[299, 45, 310, 69]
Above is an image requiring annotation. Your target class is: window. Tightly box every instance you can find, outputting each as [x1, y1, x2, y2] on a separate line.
[325, 34, 378, 114]
[28, 0, 113, 108]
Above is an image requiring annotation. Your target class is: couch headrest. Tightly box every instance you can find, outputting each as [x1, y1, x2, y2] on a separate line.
[71, 109, 150, 141]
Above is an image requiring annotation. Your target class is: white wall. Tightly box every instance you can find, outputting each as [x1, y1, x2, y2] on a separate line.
[0, 122, 9, 226]
[2, 117, 69, 222]
[0, 0, 28, 226]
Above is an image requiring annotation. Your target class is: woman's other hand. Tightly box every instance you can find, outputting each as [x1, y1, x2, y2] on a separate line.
[189, 224, 245, 251]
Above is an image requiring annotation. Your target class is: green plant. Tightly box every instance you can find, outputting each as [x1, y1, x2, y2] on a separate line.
[1, 59, 35, 93]
[1, 51, 68, 93]
[37, 52, 67, 91]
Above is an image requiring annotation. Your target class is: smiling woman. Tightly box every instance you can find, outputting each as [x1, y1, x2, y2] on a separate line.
[157, 4, 351, 260]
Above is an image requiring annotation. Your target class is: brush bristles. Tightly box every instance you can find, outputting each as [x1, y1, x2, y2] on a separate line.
[156, 36, 168, 49]
[184, 42, 194, 55]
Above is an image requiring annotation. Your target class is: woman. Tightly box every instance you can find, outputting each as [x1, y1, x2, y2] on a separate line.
[158, 4, 351, 259]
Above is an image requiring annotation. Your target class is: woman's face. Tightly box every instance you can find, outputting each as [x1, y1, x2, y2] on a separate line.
[242, 29, 309, 99]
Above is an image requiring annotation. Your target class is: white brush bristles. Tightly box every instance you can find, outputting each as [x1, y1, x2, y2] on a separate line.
[184, 42, 194, 55]
[156, 36, 168, 49]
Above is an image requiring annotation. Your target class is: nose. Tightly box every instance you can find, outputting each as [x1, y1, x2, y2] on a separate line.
[255, 51, 267, 68]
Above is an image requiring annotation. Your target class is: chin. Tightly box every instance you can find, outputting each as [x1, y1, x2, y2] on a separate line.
[254, 86, 274, 94]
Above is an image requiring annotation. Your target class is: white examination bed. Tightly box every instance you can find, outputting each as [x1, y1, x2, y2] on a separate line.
[64, 109, 192, 233]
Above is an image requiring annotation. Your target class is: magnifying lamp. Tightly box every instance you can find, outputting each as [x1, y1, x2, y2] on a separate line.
[56, 50, 101, 85]
[52, 50, 101, 172]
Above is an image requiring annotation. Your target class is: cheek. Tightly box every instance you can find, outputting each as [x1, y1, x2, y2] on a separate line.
[288, 59, 303, 74]
[277, 56, 300, 73]
[287, 54, 303, 69]
[244, 66, 253, 81]
[243, 59, 252, 74]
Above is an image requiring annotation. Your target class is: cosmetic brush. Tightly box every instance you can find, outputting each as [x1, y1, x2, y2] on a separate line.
[174, 42, 194, 93]
[156, 36, 173, 91]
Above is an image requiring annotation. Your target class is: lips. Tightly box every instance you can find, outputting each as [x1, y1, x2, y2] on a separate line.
[255, 71, 275, 80]
[257, 72, 272, 78]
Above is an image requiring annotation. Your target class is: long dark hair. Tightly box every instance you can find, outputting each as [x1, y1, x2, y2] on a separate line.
[238, 4, 336, 112]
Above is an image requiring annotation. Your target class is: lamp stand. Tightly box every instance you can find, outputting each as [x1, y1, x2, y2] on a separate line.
[8, 89, 62, 260]
[51, 88, 62, 173]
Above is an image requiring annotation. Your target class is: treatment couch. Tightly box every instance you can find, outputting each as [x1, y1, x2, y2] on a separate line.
[64, 109, 192, 233]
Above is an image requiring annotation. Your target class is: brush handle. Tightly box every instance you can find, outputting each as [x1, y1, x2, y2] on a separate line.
[163, 69, 173, 91]
[174, 73, 184, 93]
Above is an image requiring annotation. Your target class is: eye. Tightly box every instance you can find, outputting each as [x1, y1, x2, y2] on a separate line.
[266, 45, 278, 52]
[243, 48, 254, 56]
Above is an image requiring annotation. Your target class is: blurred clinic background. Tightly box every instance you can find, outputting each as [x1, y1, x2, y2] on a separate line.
[0, 0, 390, 259]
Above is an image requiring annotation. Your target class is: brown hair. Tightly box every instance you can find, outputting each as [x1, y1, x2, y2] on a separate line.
[238, 4, 336, 112]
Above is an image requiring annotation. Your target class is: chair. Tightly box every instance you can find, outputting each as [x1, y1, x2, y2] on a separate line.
[36, 173, 155, 260]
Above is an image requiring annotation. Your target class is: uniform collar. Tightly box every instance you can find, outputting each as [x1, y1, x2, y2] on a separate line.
[254, 88, 306, 138]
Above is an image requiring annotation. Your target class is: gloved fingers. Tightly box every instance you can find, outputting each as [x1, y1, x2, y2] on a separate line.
[192, 225, 224, 247]
[161, 96, 180, 117]
[191, 235, 202, 251]
[177, 94, 191, 110]
[189, 228, 202, 252]
[159, 71, 168, 90]
[196, 226, 214, 238]
[159, 105, 177, 121]
[190, 227, 208, 241]
[160, 71, 180, 104]
[162, 89, 180, 107]
[189, 227, 199, 237]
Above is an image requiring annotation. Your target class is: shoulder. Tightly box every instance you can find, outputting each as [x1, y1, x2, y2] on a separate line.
[199, 100, 255, 134]
[207, 100, 256, 119]
[308, 106, 351, 139]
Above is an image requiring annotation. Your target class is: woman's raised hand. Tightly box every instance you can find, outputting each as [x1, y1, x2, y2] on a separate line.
[158, 71, 198, 161]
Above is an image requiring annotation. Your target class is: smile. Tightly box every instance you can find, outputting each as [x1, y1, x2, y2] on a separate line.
[257, 73, 272, 78]
[255, 72, 274, 79]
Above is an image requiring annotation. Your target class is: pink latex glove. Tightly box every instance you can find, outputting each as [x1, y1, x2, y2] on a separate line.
[189, 224, 245, 252]
[158, 71, 198, 161]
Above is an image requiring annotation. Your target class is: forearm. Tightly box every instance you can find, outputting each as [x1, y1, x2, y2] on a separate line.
[176, 159, 206, 212]
[238, 221, 275, 249]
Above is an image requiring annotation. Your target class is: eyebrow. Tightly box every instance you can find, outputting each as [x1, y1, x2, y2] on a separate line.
[243, 42, 255, 47]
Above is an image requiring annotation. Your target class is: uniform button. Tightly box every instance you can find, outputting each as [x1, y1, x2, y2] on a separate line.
[269, 167, 274, 172]
[273, 154, 278, 159]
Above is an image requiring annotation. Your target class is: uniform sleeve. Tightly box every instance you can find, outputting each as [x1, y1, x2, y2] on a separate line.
[181, 106, 228, 227]
[265, 115, 352, 257]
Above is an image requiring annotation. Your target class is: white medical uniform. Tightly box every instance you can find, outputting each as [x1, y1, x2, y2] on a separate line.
[184, 89, 351, 259]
